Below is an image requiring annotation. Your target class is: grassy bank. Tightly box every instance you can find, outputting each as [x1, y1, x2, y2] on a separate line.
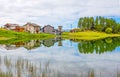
[0, 37, 11, 40]
[0, 29, 55, 40]
[62, 31, 120, 40]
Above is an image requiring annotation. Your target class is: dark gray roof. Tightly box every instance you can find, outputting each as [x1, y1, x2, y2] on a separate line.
[43, 25, 54, 29]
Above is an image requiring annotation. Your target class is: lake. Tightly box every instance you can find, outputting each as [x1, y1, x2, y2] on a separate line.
[0, 37, 120, 77]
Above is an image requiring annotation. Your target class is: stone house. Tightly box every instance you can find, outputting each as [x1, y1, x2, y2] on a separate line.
[24, 22, 41, 34]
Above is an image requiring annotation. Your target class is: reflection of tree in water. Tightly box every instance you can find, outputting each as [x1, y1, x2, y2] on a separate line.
[78, 37, 120, 54]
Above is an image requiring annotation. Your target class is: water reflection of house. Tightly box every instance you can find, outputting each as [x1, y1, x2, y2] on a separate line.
[24, 22, 41, 34]
[4, 23, 24, 32]
[42, 37, 63, 47]
[0, 38, 63, 50]
[24, 40, 41, 50]
[14, 42, 25, 47]
[4, 45, 19, 50]
[42, 39, 55, 47]
[58, 41, 62, 46]
[55, 37, 63, 46]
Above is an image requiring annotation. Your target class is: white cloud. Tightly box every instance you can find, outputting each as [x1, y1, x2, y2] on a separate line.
[0, 0, 120, 28]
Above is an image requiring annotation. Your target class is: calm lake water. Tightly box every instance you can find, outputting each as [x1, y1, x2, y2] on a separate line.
[0, 37, 120, 77]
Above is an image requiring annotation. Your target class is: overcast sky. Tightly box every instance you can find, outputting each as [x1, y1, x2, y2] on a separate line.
[0, 0, 120, 28]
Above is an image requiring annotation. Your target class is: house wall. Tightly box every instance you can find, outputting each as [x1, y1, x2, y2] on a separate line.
[14, 26, 24, 32]
[10, 26, 16, 30]
[43, 26, 54, 34]
[34, 26, 40, 34]
[25, 24, 35, 33]
[24, 24, 40, 34]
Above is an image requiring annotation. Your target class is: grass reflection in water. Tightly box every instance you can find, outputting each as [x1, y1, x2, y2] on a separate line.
[0, 56, 120, 77]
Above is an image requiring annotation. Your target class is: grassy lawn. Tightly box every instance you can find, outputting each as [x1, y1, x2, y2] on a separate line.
[62, 31, 120, 40]
[1, 29, 120, 41]
[0, 37, 12, 40]
[0, 29, 55, 40]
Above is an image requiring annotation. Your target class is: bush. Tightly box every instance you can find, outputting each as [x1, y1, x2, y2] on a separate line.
[105, 28, 112, 34]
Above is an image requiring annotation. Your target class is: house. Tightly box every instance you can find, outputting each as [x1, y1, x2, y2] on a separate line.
[24, 22, 41, 34]
[4, 23, 24, 32]
[70, 28, 81, 33]
[42, 25, 62, 35]
[15, 26, 24, 32]
[4, 23, 18, 30]
[42, 25, 55, 34]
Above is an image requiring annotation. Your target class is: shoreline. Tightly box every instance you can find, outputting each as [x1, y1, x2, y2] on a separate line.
[0, 30, 120, 41]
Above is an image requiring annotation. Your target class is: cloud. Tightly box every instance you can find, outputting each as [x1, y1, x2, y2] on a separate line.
[0, 0, 120, 28]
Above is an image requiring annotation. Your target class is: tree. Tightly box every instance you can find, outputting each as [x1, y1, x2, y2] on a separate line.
[78, 16, 119, 33]
[78, 18, 83, 28]
[105, 27, 113, 34]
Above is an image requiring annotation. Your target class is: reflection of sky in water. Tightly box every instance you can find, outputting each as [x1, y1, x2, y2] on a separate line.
[0, 40, 120, 77]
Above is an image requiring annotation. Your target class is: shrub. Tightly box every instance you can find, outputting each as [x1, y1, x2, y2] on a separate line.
[105, 28, 112, 34]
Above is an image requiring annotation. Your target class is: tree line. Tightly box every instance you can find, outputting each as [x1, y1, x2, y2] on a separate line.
[78, 16, 120, 33]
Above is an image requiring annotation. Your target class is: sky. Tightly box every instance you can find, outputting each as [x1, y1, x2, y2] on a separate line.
[0, 0, 120, 29]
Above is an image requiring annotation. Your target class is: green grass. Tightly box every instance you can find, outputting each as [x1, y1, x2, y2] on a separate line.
[0, 29, 55, 43]
[1, 29, 120, 42]
[62, 31, 120, 40]
[0, 37, 11, 40]
[0, 29, 55, 38]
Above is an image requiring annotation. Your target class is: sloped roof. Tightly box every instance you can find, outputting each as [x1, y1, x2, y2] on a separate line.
[25, 22, 40, 27]
[4, 23, 19, 26]
[43, 25, 54, 29]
